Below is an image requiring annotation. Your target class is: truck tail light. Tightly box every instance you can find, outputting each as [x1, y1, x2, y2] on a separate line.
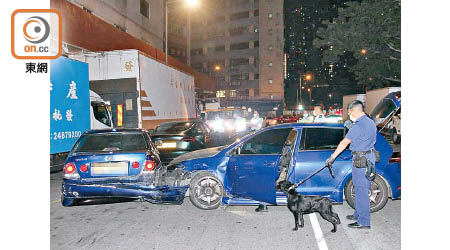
[63, 162, 80, 179]
[181, 137, 195, 142]
[389, 152, 401, 163]
[144, 160, 155, 171]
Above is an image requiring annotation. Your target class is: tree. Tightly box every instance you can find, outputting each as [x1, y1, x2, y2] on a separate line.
[314, 0, 401, 89]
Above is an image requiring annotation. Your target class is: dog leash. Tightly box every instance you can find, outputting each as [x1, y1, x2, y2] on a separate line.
[288, 164, 335, 191]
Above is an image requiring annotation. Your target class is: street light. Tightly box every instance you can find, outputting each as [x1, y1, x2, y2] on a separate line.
[361, 48, 367, 54]
[214, 65, 221, 71]
[186, 0, 199, 7]
[165, 0, 198, 65]
[305, 74, 312, 81]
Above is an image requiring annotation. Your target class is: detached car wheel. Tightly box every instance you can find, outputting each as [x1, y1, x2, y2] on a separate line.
[189, 172, 224, 210]
[344, 174, 389, 213]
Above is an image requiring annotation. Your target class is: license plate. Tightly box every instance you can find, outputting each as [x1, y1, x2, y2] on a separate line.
[157, 142, 177, 149]
[91, 162, 128, 176]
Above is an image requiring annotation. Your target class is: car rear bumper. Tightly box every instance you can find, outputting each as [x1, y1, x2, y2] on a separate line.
[61, 180, 188, 206]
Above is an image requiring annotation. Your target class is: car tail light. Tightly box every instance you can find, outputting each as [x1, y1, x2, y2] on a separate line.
[144, 160, 155, 171]
[80, 164, 88, 173]
[181, 137, 195, 142]
[63, 162, 80, 179]
[64, 163, 76, 174]
[389, 152, 401, 163]
[132, 161, 140, 169]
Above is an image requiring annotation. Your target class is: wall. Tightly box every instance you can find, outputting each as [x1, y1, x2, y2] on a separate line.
[50, 0, 215, 93]
[71, 0, 165, 50]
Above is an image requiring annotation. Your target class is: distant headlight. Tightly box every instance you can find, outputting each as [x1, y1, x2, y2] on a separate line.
[210, 119, 225, 132]
[224, 121, 234, 131]
[235, 120, 246, 132]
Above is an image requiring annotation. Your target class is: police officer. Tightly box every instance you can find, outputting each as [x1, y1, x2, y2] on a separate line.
[325, 100, 376, 229]
[313, 105, 326, 122]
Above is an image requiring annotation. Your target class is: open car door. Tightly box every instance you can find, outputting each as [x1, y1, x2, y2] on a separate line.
[226, 128, 293, 204]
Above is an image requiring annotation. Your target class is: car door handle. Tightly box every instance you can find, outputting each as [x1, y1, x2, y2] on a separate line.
[339, 156, 352, 160]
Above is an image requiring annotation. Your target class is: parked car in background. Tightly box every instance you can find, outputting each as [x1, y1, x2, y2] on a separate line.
[263, 116, 277, 127]
[276, 115, 298, 124]
[61, 129, 188, 207]
[167, 123, 400, 212]
[324, 115, 343, 123]
[150, 120, 212, 164]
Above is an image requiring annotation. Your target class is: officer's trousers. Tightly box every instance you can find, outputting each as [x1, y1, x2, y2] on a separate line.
[351, 153, 375, 226]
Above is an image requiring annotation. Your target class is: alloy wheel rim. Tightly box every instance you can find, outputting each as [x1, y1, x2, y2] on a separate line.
[194, 176, 222, 205]
[351, 182, 382, 207]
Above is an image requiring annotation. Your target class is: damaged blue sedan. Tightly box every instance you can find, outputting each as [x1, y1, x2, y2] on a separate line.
[61, 129, 189, 206]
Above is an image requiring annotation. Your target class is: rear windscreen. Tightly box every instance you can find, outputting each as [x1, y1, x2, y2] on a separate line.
[155, 122, 193, 133]
[73, 132, 148, 152]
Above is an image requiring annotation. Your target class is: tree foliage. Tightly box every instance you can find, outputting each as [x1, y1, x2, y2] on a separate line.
[314, 0, 401, 89]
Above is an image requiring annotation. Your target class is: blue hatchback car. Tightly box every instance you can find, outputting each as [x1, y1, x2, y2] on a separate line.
[168, 123, 401, 211]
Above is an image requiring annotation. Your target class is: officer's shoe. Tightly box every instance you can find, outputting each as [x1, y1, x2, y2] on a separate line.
[346, 215, 357, 220]
[348, 222, 371, 229]
[255, 204, 268, 212]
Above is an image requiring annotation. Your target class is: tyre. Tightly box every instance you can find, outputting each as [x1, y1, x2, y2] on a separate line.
[344, 174, 389, 213]
[392, 128, 400, 144]
[189, 171, 224, 210]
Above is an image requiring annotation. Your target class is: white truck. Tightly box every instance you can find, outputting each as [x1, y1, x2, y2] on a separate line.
[70, 49, 196, 129]
[50, 57, 113, 172]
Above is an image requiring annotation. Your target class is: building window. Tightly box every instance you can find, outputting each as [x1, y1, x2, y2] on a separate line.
[230, 11, 250, 21]
[268, 13, 273, 19]
[230, 90, 237, 97]
[230, 42, 250, 50]
[268, 46, 273, 51]
[254, 88, 259, 96]
[216, 90, 226, 98]
[229, 26, 247, 36]
[254, 73, 259, 79]
[254, 27, 259, 33]
[268, 79, 273, 84]
[215, 45, 225, 52]
[268, 62, 273, 67]
[140, 0, 149, 18]
[215, 16, 225, 23]
[254, 9, 259, 17]
[254, 40, 259, 47]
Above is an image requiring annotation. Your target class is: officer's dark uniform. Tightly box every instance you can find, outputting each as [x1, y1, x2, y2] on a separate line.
[345, 114, 377, 227]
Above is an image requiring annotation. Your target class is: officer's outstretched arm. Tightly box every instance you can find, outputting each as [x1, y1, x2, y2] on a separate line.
[331, 138, 351, 159]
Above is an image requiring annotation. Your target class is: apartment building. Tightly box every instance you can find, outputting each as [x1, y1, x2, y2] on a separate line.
[180, 0, 284, 113]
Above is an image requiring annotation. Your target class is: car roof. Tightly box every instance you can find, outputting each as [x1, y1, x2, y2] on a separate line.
[156, 120, 201, 126]
[268, 122, 344, 130]
[84, 128, 147, 134]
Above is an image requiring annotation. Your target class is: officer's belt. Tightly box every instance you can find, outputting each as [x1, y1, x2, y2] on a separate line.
[351, 148, 375, 156]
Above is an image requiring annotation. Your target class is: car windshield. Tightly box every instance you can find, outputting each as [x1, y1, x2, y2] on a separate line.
[73, 132, 148, 152]
[156, 122, 194, 133]
[91, 103, 112, 127]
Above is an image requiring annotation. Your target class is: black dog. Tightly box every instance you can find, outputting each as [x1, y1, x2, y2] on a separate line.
[277, 180, 340, 233]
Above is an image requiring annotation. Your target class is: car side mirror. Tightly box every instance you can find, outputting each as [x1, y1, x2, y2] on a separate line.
[148, 129, 155, 135]
[154, 140, 163, 147]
